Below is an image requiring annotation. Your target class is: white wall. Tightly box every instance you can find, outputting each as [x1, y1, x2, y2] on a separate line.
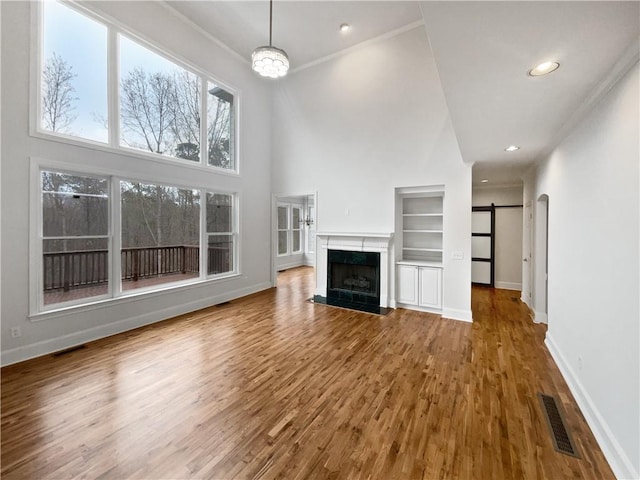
[0, 1, 273, 365]
[525, 62, 639, 479]
[272, 26, 472, 321]
[472, 185, 522, 206]
[472, 185, 523, 290]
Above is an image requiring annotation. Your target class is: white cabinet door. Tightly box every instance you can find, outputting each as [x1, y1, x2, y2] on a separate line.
[418, 267, 442, 309]
[397, 265, 419, 305]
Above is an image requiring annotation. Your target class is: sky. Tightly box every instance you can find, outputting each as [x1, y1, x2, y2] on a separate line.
[43, 0, 197, 145]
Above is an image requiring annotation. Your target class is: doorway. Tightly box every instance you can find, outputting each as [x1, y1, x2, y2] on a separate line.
[534, 194, 549, 324]
[272, 193, 316, 286]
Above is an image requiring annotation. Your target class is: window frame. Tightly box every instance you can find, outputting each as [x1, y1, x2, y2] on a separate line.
[37, 169, 113, 312]
[205, 192, 238, 277]
[276, 204, 290, 257]
[31, 0, 240, 175]
[30, 157, 240, 317]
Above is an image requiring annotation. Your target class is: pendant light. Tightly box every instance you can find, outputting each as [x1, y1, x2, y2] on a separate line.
[251, 0, 289, 78]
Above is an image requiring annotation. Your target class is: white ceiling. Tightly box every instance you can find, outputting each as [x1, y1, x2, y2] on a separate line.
[165, 1, 640, 186]
[421, 1, 640, 186]
[165, 1, 423, 68]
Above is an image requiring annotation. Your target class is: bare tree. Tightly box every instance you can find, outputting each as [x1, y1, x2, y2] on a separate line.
[120, 68, 176, 154]
[120, 66, 232, 166]
[42, 52, 77, 133]
[171, 70, 201, 159]
[208, 97, 232, 168]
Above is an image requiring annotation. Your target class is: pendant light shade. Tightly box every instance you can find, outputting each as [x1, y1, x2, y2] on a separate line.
[252, 0, 289, 78]
[252, 46, 289, 78]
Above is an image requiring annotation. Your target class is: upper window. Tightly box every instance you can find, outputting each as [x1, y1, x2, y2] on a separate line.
[42, 1, 108, 142]
[39, 1, 237, 172]
[207, 82, 234, 170]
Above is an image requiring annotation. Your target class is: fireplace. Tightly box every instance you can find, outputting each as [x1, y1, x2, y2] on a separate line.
[326, 250, 380, 311]
[314, 232, 393, 314]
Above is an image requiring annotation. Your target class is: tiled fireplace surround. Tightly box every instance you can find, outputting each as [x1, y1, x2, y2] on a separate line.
[315, 233, 393, 309]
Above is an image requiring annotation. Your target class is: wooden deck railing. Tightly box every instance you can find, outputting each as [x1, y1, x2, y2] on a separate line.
[43, 245, 230, 292]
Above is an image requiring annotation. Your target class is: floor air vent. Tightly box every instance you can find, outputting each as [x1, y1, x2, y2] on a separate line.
[538, 393, 580, 458]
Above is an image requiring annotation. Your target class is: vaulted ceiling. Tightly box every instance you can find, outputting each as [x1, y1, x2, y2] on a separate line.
[165, 1, 640, 186]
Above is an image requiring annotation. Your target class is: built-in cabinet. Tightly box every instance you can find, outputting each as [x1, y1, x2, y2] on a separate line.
[395, 187, 444, 313]
[396, 263, 442, 309]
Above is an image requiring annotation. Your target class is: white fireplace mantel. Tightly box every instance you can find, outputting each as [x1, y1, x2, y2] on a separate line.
[315, 232, 394, 308]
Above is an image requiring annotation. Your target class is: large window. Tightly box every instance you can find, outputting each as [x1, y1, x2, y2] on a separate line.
[41, 171, 110, 305]
[38, 1, 237, 172]
[38, 167, 237, 312]
[120, 181, 201, 291]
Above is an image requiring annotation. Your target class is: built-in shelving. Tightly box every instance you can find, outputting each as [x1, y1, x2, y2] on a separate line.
[394, 187, 444, 313]
[401, 194, 443, 264]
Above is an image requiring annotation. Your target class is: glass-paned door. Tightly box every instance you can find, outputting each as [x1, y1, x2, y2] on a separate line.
[292, 206, 302, 254]
[277, 206, 288, 255]
[471, 206, 495, 286]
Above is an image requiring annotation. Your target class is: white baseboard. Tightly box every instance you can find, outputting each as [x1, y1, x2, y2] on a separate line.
[494, 281, 522, 291]
[441, 308, 473, 323]
[395, 303, 442, 315]
[276, 260, 305, 271]
[1, 282, 272, 367]
[545, 333, 639, 480]
[533, 310, 548, 324]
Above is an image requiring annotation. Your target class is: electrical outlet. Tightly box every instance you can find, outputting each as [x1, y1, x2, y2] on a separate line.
[10, 327, 22, 338]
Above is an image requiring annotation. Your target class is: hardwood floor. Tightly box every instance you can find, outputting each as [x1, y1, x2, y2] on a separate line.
[1, 267, 613, 479]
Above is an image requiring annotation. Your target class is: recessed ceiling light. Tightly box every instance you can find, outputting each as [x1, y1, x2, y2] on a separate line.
[528, 61, 560, 76]
[505, 145, 520, 152]
[339, 23, 351, 32]
[481, 179, 489, 183]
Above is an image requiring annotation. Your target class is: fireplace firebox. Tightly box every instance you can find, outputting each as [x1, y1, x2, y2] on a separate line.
[322, 249, 380, 313]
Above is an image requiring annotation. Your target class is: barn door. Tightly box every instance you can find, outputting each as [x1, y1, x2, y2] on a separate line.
[471, 205, 495, 286]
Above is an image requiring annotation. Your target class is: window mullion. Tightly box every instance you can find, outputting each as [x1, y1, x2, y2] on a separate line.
[201, 191, 207, 279]
[200, 76, 207, 166]
[111, 177, 122, 297]
[233, 194, 238, 274]
[108, 28, 120, 148]
[288, 205, 292, 256]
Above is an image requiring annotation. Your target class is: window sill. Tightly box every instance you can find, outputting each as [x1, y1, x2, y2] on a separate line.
[30, 129, 240, 178]
[29, 272, 241, 322]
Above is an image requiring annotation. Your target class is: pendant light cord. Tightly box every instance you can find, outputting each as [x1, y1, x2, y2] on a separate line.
[269, 0, 273, 47]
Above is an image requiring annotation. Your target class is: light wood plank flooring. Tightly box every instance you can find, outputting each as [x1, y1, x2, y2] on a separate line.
[1, 267, 614, 479]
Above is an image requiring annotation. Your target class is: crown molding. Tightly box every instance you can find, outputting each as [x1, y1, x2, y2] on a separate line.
[289, 20, 425, 75]
[158, 1, 250, 66]
[538, 36, 640, 163]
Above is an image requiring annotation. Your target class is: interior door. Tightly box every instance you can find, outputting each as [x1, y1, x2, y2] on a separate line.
[276, 201, 305, 271]
[471, 206, 495, 286]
